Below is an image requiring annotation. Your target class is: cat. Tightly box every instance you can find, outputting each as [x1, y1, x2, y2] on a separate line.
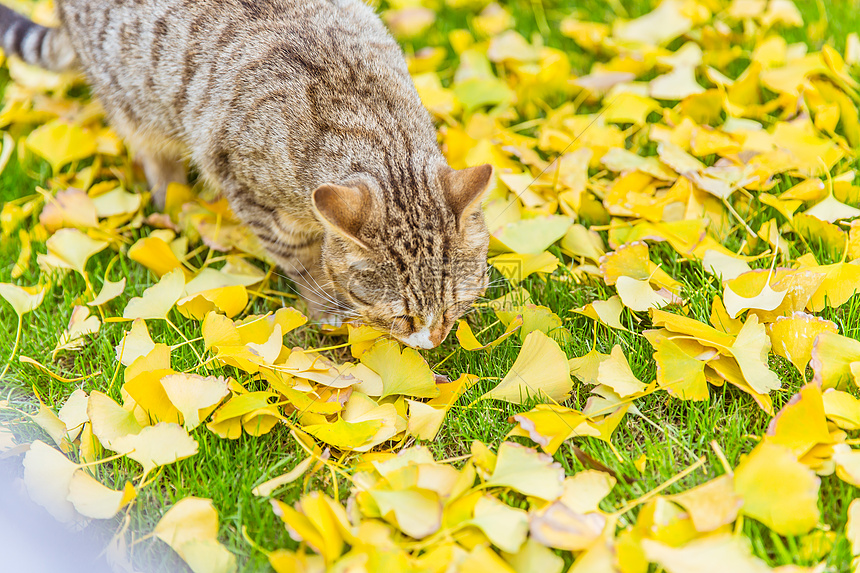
[0, 0, 494, 349]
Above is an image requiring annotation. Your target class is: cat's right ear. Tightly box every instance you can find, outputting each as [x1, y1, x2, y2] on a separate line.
[312, 184, 371, 248]
[443, 164, 494, 226]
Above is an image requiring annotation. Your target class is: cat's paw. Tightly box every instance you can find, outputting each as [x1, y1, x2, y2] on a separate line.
[315, 313, 343, 328]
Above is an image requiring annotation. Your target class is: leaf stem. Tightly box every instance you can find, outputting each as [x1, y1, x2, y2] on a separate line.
[611, 456, 706, 517]
[0, 315, 23, 381]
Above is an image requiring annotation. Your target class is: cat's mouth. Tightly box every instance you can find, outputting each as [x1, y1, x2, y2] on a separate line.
[394, 322, 454, 350]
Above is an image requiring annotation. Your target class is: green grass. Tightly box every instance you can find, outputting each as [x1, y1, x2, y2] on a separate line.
[3, 0, 860, 571]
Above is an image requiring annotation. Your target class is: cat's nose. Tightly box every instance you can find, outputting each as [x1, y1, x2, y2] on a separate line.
[428, 322, 453, 347]
[399, 322, 453, 349]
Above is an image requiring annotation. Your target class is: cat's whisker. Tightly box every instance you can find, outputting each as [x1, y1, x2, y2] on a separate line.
[272, 263, 349, 311]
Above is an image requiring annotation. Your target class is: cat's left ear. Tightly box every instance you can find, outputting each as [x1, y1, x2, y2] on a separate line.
[443, 164, 494, 225]
[312, 183, 371, 249]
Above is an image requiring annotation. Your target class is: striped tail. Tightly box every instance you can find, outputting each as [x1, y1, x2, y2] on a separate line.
[0, 5, 75, 71]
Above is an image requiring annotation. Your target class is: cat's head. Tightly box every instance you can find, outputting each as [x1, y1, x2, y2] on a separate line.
[312, 164, 493, 349]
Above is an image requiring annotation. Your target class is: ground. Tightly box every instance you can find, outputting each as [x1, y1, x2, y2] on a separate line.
[2, 0, 860, 571]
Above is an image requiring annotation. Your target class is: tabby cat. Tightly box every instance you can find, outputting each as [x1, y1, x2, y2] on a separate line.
[0, 0, 494, 349]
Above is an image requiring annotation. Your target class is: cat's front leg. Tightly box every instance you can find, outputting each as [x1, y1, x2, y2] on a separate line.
[137, 151, 188, 209]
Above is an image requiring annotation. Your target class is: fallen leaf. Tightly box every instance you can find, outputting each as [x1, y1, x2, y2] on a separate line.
[360, 339, 438, 399]
[482, 331, 573, 404]
[485, 442, 564, 500]
[67, 471, 136, 519]
[22, 440, 82, 523]
[734, 442, 820, 535]
[112, 422, 199, 477]
[123, 268, 186, 320]
[154, 497, 237, 573]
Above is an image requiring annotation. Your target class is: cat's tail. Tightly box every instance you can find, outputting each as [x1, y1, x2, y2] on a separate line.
[0, 5, 76, 72]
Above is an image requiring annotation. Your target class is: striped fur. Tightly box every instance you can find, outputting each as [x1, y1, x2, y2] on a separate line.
[0, 5, 76, 71]
[12, 0, 493, 348]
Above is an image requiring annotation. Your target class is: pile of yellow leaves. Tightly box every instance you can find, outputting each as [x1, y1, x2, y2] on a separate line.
[4, 0, 860, 571]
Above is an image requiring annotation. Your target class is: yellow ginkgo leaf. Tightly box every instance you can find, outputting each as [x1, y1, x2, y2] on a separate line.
[112, 422, 199, 477]
[710, 296, 743, 335]
[482, 331, 572, 404]
[115, 319, 156, 366]
[154, 497, 237, 573]
[22, 440, 82, 523]
[485, 442, 564, 500]
[490, 216, 572, 255]
[57, 388, 89, 442]
[176, 285, 248, 320]
[467, 495, 529, 554]
[123, 268, 186, 320]
[734, 442, 820, 536]
[26, 118, 98, 173]
[67, 471, 136, 519]
[569, 348, 610, 385]
[39, 188, 98, 232]
[456, 317, 522, 350]
[613, 0, 693, 45]
[559, 224, 606, 261]
[52, 305, 100, 359]
[653, 337, 709, 401]
[529, 500, 605, 552]
[271, 492, 353, 564]
[252, 457, 316, 497]
[202, 311, 242, 350]
[360, 339, 438, 399]
[127, 236, 187, 278]
[823, 389, 860, 431]
[87, 390, 143, 451]
[510, 404, 596, 455]
[405, 400, 447, 441]
[764, 382, 832, 458]
[804, 261, 860, 313]
[616, 276, 681, 312]
[155, 497, 219, 548]
[642, 533, 773, 573]
[596, 346, 647, 398]
[0, 282, 46, 317]
[340, 394, 406, 452]
[729, 315, 781, 394]
[723, 270, 789, 319]
[848, 499, 860, 557]
[207, 392, 281, 439]
[810, 331, 860, 389]
[123, 364, 180, 424]
[559, 471, 615, 515]
[503, 539, 565, 573]
[88, 276, 125, 307]
[768, 312, 837, 376]
[160, 374, 230, 431]
[41, 228, 108, 278]
[702, 250, 752, 283]
[599, 240, 680, 293]
[91, 186, 143, 218]
[573, 295, 628, 332]
[369, 487, 442, 540]
[649, 66, 705, 100]
[304, 418, 384, 450]
[667, 475, 742, 533]
[29, 388, 71, 452]
[489, 251, 560, 284]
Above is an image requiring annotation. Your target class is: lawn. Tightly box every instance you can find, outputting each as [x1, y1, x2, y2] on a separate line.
[2, 0, 860, 571]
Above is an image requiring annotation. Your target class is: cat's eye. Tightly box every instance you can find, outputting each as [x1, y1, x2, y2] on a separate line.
[393, 315, 414, 329]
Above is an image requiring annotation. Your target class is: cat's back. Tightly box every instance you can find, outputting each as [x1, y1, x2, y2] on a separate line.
[55, 0, 416, 144]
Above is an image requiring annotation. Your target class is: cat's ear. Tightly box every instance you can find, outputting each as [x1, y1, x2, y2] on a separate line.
[443, 164, 494, 224]
[312, 183, 371, 248]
